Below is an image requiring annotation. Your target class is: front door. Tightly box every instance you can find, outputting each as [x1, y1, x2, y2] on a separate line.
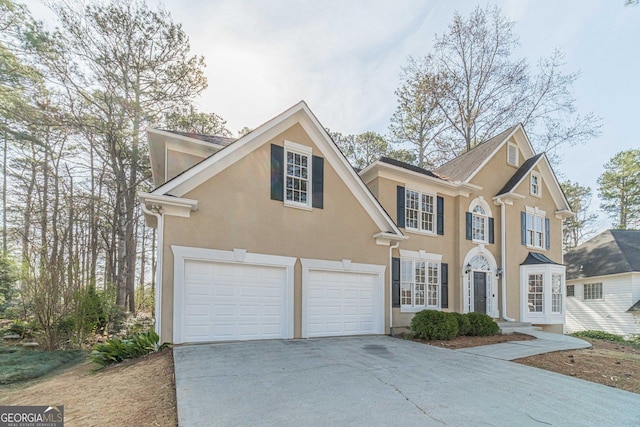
[473, 272, 487, 314]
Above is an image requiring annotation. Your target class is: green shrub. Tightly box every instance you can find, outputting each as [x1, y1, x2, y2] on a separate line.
[90, 329, 169, 367]
[4, 320, 37, 339]
[451, 312, 471, 336]
[410, 310, 458, 340]
[465, 313, 499, 336]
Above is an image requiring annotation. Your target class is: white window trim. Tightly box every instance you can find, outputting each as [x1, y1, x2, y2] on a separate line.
[399, 254, 441, 312]
[405, 188, 437, 235]
[300, 258, 385, 338]
[525, 206, 547, 250]
[469, 197, 492, 244]
[171, 245, 297, 344]
[507, 142, 519, 166]
[530, 171, 542, 198]
[519, 264, 566, 324]
[284, 140, 312, 210]
[583, 282, 604, 301]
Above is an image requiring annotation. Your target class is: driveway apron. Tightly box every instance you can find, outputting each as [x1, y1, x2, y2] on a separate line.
[173, 336, 640, 426]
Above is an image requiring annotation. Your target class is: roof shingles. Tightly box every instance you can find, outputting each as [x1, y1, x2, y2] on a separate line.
[434, 125, 519, 182]
[564, 230, 640, 280]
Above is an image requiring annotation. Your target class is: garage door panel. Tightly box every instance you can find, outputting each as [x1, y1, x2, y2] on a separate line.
[181, 259, 289, 343]
[305, 269, 382, 338]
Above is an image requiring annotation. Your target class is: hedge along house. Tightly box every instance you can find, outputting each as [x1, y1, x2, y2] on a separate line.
[139, 102, 573, 344]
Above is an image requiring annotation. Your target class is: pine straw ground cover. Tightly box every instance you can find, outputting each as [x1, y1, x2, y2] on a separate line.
[0, 348, 177, 426]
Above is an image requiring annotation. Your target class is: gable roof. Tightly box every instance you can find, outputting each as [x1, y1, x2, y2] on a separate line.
[565, 230, 640, 280]
[148, 101, 405, 238]
[434, 125, 521, 182]
[496, 153, 544, 196]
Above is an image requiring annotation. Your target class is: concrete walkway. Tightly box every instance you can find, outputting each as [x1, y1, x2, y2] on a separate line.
[173, 336, 640, 426]
[457, 329, 592, 360]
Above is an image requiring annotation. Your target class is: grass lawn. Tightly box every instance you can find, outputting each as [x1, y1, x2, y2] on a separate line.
[0, 345, 86, 385]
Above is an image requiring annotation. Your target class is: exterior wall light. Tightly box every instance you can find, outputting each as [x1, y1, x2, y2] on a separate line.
[496, 267, 503, 278]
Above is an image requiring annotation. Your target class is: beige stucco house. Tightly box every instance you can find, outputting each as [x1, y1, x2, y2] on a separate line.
[139, 101, 572, 344]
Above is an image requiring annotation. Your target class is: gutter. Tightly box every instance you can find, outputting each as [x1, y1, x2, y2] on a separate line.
[139, 202, 165, 340]
[496, 198, 515, 322]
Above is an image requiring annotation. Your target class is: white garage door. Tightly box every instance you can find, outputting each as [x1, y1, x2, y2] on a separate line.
[305, 269, 383, 338]
[180, 259, 288, 343]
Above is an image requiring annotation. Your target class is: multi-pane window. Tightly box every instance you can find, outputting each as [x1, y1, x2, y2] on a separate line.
[472, 205, 487, 242]
[405, 189, 435, 233]
[566, 284, 575, 297]
[552, 274, 563, 313]
[526, 213, 546, 249]
[286, 150, 310, 206]
[401, 259, 439, 309]
[528, 274, 544, 312]
[427, 263, 439, 306]
[531, 172, 541, 196]
[584, 283, 603, 300]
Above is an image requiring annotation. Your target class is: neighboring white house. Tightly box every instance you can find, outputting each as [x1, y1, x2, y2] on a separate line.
[564, 230, 640, 337]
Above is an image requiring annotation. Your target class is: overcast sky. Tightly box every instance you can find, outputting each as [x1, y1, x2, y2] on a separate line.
[30, 0, 639, 231]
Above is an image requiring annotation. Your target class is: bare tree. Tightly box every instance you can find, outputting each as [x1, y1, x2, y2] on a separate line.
[395, 6, 601, 164]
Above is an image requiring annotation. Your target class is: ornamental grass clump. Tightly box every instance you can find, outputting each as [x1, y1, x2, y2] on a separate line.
[410, 310, 458, 340]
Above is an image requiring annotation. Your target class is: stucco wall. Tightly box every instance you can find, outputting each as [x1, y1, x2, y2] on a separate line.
[160, 123, 389, 342]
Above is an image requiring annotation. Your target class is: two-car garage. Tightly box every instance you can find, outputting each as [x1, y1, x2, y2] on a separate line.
[171, 246, 385, 344]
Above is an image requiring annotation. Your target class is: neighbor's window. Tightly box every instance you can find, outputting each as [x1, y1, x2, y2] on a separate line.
[528, 273, 544, 312]
[566, 285, 575, 297]
[285, 149, 310, 207]
[584, 283, 603, 301]
[526, 213, 546, 249]
[552, 274, 563, 313]
[507, 142, 519, 166]
[401, 258, 439, 310]
[405, 189, 435, 233]
[531, 172, 541, 197]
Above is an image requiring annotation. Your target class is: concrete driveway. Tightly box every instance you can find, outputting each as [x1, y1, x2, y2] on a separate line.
[174, 336, 640, 426]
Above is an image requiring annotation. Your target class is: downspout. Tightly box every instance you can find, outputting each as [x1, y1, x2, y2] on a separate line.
[140, 203, 165, 338]
[497, 198, 515, 322]
[389, 241, 400, 335]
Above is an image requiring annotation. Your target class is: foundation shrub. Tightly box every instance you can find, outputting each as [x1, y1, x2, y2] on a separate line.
[465, 312, 499, 336]
[410, 310, 458, 340]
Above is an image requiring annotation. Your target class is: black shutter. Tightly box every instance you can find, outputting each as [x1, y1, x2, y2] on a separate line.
[441, 263, 449, 309]
[465, 212, 472, 240]
[312, 155, 324, 209]
[270, 144, 284, 201]
[488, 217, 495, 244]
[545, 218, 550, 250]
[437, 196, 444, 235]
[392, 257, 400, 307]
[521, 211, 527, 245]
[396, 186, 405, 228]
